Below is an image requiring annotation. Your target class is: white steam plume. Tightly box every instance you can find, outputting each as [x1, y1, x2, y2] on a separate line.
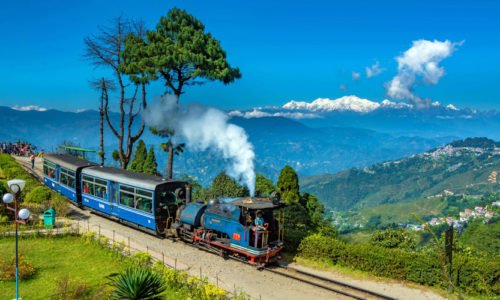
[387, 39, 462, 107]
[143, 95, 256, 195]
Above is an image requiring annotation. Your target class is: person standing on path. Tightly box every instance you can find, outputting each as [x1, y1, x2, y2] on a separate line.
[30, 152, 35, 169]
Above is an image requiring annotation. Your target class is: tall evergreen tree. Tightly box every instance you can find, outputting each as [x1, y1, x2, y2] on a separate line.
[277, 165, 300, 204]
[211, 172, 249, 198]
[123, 8, 241, 178]
[143, 146, 159, 175]
[255, 174, 275, 197]
[128, 140, 147, 172]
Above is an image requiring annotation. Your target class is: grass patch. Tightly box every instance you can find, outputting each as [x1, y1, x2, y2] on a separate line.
[0, 235, 127, 299]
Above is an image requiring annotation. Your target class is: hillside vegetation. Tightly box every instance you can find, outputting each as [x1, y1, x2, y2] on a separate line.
[302, 138, 500, 211]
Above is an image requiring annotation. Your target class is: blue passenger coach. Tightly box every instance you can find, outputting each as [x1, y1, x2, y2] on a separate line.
[43, 153, 96, 205]
[80, 166, 189, 235]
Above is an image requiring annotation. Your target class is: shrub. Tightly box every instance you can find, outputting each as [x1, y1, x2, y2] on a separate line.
[25, 186, 52, 204]
[108, 267, 166, 300]
[52, 194, 70, 217]
[54, 275, 92, 300]
[131, 252, 153, 268]
[0, 255, 36, 280]
[297, 234, 500, 296]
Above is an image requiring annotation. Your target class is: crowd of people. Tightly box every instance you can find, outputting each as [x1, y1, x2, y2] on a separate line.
[1, 141, 42, 169]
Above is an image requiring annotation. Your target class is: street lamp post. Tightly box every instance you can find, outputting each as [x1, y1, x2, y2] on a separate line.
[2, 179, 30, 300]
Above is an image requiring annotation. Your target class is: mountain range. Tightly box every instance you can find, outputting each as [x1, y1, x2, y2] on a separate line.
[1, 96, 499, 185]
[230, 96, 500, 139]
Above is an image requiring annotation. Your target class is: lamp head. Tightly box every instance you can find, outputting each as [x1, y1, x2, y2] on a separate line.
[18, 208, 30, 220]
[7, 179, 26, 194]
[2, 193, 14, 204]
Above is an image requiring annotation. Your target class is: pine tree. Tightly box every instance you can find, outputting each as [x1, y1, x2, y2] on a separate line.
[128, 140, 147, 172]
[211, 172, 249, 198]
[255, 174, 275, 197]
[277, 165, 300, 204]
[143, 146, 159, 175]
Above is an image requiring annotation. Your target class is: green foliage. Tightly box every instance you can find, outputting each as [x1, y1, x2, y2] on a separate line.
[277, 165, 300, 204]
[460, 219, 500, 257]
[122, 7, 241, 97]
[143, 146, 159, 175]
[370, 227, 417, 250]
[211, 172, 249, 198]
[255, 174, 275, 197]
[152, 262, 229, 299]
[108, 267, 166, 300]
[54, 275, 92, 300]
[25, 186, 52, 204]
[112, 150, 120, 162]
[0, 255, 36, 280]
[449, 137, 499, 148]
[128, 140, 147, 172]
[297, 234, 500, 295]
[301, 144, 500, 211]
[51, 194, 70, 217]
[301, 193, 325, 227]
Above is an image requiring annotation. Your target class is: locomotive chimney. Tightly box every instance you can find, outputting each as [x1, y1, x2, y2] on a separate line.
[185, 184, 192, 203]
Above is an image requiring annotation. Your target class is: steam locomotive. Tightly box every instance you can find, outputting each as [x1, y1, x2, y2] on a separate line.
[42, 153, 285, 266]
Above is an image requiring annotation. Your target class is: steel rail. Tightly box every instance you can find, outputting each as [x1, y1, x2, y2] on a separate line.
[265, 265, 396, 300]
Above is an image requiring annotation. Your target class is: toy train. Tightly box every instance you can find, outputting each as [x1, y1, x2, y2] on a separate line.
[42, 153, 285, 266]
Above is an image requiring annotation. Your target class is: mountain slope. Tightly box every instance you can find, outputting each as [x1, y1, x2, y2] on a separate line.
[301, 139, 500, 211]
[0, 106, 452, 184]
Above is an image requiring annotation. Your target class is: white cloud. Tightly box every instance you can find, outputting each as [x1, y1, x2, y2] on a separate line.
[11, 105, 48, 112]
[387, 39, 462, 107]
[339, 84, 348, 91]
[351, 71, 361, 80]
[365, 61, 384, 78]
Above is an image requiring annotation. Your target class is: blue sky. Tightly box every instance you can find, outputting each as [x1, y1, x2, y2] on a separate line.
[0, 0, 499, 111]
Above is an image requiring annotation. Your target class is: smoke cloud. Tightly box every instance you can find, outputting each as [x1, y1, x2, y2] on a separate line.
[387, 39, 462, 107]
[143, 95, 256, 195]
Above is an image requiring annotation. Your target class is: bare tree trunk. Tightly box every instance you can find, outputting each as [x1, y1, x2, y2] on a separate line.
[167, 142, 174, 179]
[99, 78, 107, 166]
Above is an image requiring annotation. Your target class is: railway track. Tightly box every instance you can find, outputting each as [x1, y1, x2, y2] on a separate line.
[265, 265, 396, 300]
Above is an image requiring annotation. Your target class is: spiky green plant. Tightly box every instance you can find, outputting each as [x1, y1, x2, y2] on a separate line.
[108, 267, 166, 300]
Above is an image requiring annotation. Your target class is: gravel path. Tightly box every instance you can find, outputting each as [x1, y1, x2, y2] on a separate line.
[14, 155, 445, 300]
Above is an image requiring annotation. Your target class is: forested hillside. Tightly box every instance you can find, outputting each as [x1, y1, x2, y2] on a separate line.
[301, 138, 500, 211]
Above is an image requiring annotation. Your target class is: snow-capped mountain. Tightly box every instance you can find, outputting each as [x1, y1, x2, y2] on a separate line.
[282, 96, 381, 113]
[230, 95, 465, 119]
[11, 105, 48, 112]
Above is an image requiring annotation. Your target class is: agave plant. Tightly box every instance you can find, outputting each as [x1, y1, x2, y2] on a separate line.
[108, 267, 167, 300]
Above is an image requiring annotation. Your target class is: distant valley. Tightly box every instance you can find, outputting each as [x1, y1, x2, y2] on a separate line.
[301, 138, 500, 224]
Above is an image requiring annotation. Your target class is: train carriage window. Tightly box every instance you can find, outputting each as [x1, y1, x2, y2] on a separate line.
[60, 172, 68, 186]
[118, 185, 152, 213]
[67, 170, 76, 188]
[82, 175, 95, 196]
[43, 161, 57, 180]
[59, 168, 76, 188]
[135, 189, 153, 213]
[94, 178, 108, 198]
[119, 186, 135, 208]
